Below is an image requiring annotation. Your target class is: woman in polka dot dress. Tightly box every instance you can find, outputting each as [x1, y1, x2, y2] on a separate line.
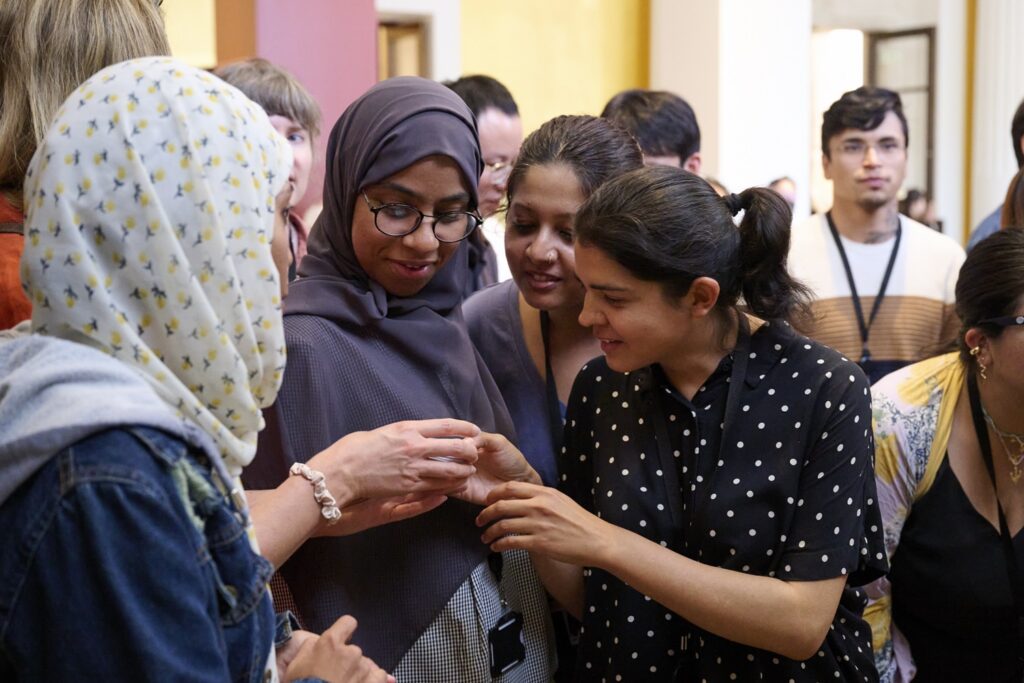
[478, 167, 888, 681]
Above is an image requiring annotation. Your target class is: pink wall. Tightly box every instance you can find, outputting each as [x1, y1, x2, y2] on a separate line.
[255, 0, 377, 212]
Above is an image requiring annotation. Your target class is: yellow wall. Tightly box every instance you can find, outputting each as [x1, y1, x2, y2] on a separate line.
[163, 0, 217, 68]
[462, 0, 649, 134]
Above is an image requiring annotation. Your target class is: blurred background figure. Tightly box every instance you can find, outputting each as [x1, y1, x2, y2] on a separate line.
[968, 97, 1024, 249]
[768, 175, 798, 211]
[899, 187, 940, 230]
[601, 89, 701, 172]
[1000, 167, 1024, 229]
[216, 58, 322, 281]
[705, 176, 729, 197]
[445, 74, 523, 290]
[0, 0, 169, 330]
[789, 86, 964, 383]
[899, 188, 928, 223]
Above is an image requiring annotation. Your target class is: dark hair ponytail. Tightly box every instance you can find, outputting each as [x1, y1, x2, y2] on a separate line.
[731, 187, 812, 322]
[575, 166, 811, 324]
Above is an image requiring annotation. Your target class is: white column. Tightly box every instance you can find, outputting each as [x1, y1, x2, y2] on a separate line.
[970, 0, 1024, 229]
[650, 0, 812, 218]
[933, 0, 966, 241]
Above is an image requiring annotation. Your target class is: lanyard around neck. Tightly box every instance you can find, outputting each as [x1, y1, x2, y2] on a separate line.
[967, 373, 1024, 670]
[825, 212, 902, 364]
[650, 314, 751, 548]
[539, 310, 565, 456]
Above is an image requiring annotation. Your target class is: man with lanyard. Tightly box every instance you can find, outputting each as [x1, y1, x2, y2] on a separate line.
[788, 86, 964, 383]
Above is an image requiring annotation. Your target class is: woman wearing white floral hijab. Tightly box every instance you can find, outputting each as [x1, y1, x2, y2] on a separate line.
[22, 57, 291, 476]
[0, 57, 495, 682]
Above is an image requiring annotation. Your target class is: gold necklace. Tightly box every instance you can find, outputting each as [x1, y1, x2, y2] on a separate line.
[982, 407, 1024, 484]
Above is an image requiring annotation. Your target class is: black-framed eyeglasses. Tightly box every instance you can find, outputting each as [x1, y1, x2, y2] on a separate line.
[361, 193, 481, 243]
[979, 314, 1024, 329]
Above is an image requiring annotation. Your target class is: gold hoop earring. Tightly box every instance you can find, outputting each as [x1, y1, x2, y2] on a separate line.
[971, 346, 988, 380]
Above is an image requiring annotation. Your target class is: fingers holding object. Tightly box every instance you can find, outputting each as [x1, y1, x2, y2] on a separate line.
[409, 418, 481, 440]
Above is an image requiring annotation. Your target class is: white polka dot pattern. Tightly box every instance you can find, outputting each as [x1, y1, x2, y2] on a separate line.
[558, 321, 887, 681]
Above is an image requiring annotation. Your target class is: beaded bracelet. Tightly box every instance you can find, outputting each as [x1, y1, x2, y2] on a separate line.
[288, 463, 342, 525]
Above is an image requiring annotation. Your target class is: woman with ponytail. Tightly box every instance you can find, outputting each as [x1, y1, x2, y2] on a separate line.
[477, 167, 888, 681]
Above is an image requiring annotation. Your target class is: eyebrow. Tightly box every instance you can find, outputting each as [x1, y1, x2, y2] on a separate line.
[587, 283, 631, 292]
[509, 203, 576, 221]
[371, 182, 470, 204]
[838, 132, 900, 143]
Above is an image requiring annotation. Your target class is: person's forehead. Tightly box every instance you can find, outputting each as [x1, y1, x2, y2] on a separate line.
[268, 114, 306, 132]
[477, 109, 522, 146]
[477, 107, 519, 128]
[832, 111, 905, 142]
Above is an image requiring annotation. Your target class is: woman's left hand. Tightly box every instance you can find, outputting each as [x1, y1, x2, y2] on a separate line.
[475, 481, 616, 567]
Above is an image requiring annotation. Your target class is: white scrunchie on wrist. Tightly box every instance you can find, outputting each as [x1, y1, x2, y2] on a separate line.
[289, 463, 342, 525]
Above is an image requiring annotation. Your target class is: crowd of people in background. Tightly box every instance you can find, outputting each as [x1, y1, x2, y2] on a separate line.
[0, 2, 1022, 683]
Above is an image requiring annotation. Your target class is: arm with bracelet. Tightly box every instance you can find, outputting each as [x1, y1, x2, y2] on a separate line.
[246, 416, 484, 569]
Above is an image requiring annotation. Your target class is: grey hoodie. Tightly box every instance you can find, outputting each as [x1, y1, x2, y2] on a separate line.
[0, 334, 217, 506]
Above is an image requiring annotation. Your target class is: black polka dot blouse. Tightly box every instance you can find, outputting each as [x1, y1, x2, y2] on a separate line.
[558, 320, 887, 682]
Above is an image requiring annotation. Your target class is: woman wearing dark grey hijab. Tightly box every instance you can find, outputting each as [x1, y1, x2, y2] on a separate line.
[246, 77, 555, 681]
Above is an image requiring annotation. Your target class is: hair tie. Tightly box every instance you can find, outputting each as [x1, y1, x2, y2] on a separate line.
[724, 192, 744, 216]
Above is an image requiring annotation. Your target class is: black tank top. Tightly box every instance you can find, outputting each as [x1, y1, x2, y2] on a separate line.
[889, 454, 1024, 681]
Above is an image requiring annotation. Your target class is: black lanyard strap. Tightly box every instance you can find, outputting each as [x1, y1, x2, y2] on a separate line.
[967, 374, 1024, 671]
[651, 314, 751, 549]
[825, 212, 902, 364]
[539, 311, 565, 456]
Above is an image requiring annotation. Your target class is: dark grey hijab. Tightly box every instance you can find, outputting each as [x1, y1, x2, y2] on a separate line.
[248, 77, 515, 669]
[289, 76, 502, 421]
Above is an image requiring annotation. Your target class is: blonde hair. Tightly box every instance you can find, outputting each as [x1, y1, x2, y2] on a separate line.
[215, 58, 321, 140]
[0, 0, 170, 212]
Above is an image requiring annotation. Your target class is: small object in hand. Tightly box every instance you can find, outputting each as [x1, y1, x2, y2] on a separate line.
[428, 455, 468, 463]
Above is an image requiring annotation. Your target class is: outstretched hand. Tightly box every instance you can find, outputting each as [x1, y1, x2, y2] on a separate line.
[451, 432, 542, 506]
[308, 419, 482, 504]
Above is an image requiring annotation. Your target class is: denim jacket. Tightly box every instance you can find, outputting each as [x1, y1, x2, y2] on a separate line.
[0, 426, 276, 681]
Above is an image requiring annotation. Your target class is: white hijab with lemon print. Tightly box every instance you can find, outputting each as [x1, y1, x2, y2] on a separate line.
[21, 57, 292, 477]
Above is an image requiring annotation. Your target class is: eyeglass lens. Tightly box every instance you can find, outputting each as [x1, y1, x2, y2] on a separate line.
[374, 203, 478, 243]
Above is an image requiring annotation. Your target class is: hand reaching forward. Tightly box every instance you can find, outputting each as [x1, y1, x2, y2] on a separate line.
[452, 432, 542, 506]
[283, 615, 394, 683]
[307, 419, 483, 504]
[475, 481, 617, 567]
